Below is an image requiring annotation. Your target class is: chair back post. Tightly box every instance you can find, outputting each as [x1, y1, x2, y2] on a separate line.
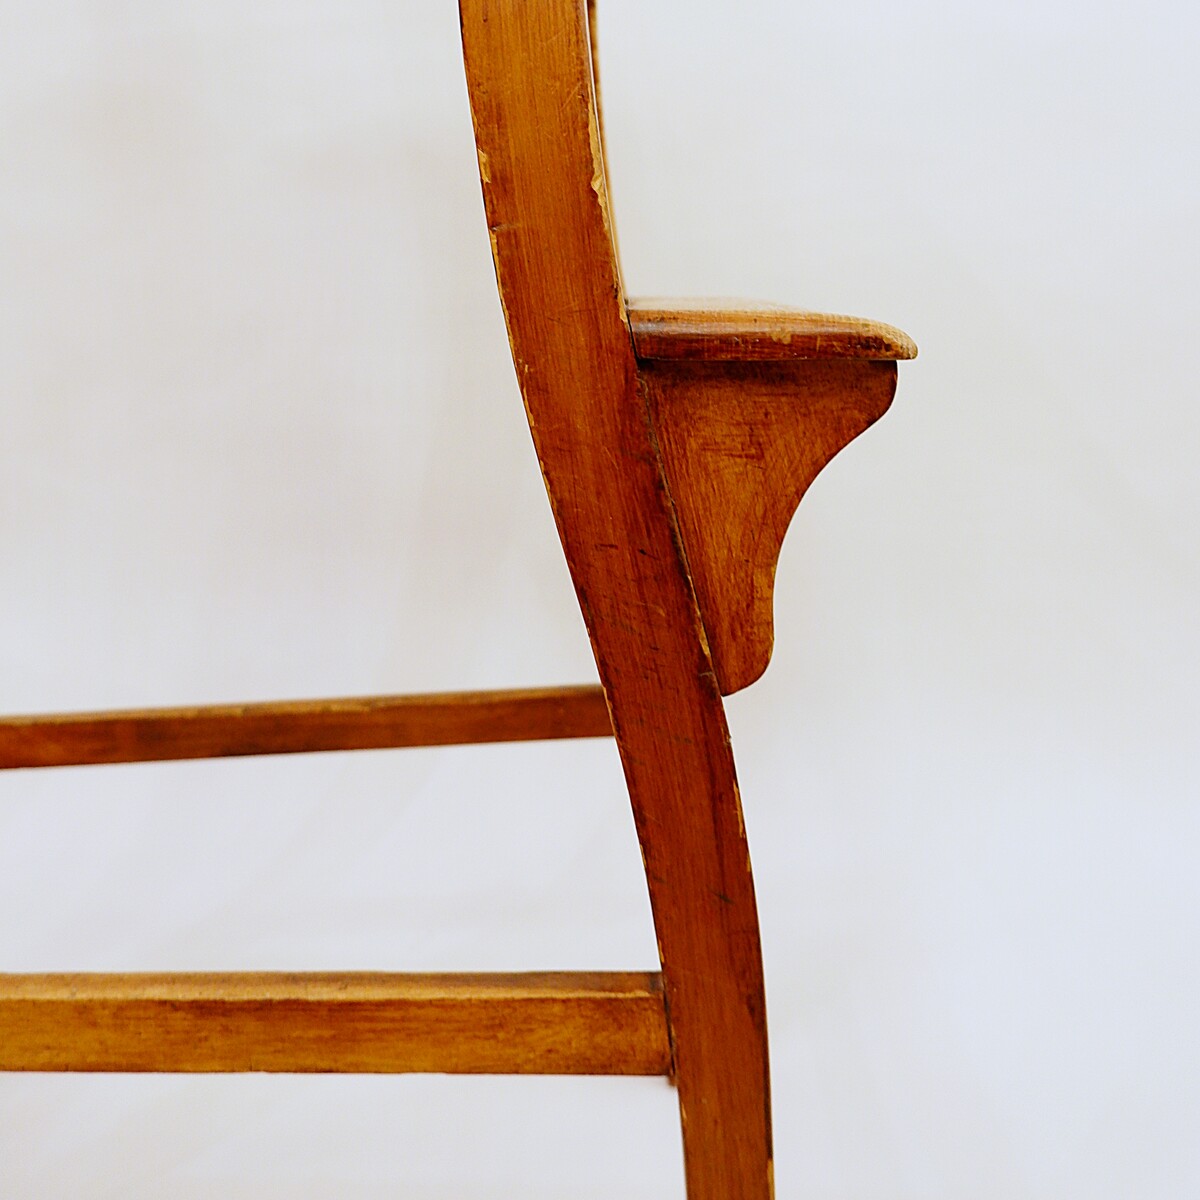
[459, 3, 774, 1197]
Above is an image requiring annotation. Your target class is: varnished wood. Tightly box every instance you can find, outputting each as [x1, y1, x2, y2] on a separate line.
[0, 685, 612, 769]
[1, 1, 913, 1195]
[0, 971, 669, 1075]
[645, 359, 899, 692]
[461, 3, 776, 1196]
[629, 298, 917, 362]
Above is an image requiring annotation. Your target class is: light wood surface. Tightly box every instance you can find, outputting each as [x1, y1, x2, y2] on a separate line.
[0, 685, 612, 769]
[646, 358, 899, 692]
[630, 298, 917, 362]
[0, 971, 669, 1075]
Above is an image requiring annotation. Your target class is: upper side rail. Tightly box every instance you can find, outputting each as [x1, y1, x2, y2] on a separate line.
[0, 685, 611, 769]
[0, 970, 668, 1075]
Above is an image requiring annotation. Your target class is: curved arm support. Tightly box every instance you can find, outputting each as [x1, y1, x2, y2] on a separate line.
[643, 356, 900, 693]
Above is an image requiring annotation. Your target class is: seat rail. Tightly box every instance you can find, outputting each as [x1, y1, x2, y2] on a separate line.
[0, 970, 669, 1075]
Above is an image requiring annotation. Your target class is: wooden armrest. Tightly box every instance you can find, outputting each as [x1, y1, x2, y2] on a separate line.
[627, 298, 917, 362]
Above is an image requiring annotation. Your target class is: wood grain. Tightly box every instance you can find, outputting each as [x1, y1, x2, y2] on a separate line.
[630, 298, 916, 362]
[0, 685, 612, 769]
[645, 358, 899, 692]
[0, 971, 669, 1075]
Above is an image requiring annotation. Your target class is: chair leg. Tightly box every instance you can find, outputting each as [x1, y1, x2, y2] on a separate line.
[662, 882, 774, 1200]
[610, 684, 774, 1200]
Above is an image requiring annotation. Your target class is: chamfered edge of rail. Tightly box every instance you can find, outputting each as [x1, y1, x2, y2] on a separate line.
[0, 970, 671, 1075]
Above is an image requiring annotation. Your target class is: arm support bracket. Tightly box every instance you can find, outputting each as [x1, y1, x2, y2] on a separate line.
[639, 318, 905, 693]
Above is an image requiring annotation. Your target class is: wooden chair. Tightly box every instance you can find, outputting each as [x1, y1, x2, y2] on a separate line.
[0, 1, 914, 1196]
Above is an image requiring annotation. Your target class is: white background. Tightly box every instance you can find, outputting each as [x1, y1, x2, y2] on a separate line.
[1, 0, 1197, 1195]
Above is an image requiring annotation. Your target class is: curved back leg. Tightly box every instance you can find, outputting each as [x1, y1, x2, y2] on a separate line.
[458, 3, 773, 1198]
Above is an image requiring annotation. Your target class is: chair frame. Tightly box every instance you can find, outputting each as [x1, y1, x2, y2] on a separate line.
[0, 3, 914, 1197]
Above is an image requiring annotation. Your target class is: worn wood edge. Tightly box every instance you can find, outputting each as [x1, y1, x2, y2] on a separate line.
[0, 971, 670, 1075]
[0, 685, 613, 769]
[628, 298, 917, 362]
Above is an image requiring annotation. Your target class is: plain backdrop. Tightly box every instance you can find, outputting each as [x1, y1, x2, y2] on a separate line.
[1, 0, 1197, 1196]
